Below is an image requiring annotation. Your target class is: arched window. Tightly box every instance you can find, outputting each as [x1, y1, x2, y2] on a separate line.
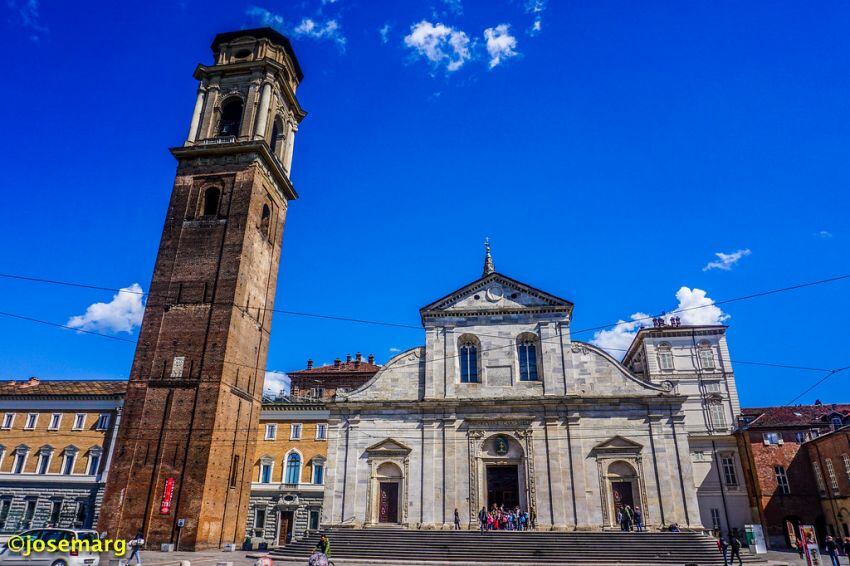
[270, 119, 283, 155]
[260, 204, 271, 238]
[697, 340, 715, 370]
[517, 334, 539, 382]
[218, 97, 243, 137]
[203, 187, 220, 217]
[458, 335, 479, 383]
[284, 452, 302, 485]
[657, 342, 674, 371]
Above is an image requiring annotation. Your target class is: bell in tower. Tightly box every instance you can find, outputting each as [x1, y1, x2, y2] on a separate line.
[98, 28, 306, 550]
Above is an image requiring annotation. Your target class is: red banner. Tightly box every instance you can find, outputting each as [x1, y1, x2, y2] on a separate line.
[160, 477, 175, 514]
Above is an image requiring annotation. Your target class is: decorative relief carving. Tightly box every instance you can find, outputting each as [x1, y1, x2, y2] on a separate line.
[570, 343, 589, 354]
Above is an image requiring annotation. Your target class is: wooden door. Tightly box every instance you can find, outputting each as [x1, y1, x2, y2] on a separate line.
[379, 482, 399, 523]
[612, 481, 634, 516]
[278, 511, 294, 546]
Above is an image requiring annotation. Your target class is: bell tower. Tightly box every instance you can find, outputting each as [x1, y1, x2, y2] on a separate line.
[99, 28, 306, 550]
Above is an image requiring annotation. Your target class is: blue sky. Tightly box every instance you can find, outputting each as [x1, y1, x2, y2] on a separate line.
[1, 0, 849, 406]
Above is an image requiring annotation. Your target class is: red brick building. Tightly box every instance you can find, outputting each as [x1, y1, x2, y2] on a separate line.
[736, 404, 850, 549]
[805, 416, 850, 541]
[289, 353, 379, 400]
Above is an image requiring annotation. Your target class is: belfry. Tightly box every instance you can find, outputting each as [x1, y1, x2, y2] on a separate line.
[99, 28, 305, 549]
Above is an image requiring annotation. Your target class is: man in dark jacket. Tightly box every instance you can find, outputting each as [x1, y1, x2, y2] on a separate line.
[729, 532, 743, 566]
[825, 536, 840, 566]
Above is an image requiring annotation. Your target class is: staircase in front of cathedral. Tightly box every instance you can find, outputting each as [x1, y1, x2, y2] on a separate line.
[269, 529, 766, 564]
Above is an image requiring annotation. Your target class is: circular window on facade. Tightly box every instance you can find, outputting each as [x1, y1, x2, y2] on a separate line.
[485, 285, 504, 303]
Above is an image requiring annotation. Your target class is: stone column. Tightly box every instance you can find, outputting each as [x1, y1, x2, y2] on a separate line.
[186, 89, 206, 144]
[543, 415, 568, 529]
[322, 417, 343, 525]
[442, 416, 457, 528]
[283, 121, 297, 174]
[254, 82, 272, 139]
[421, 417, 440, 527]
[340, 417, 360, 525]
[565, 409, 589, 529]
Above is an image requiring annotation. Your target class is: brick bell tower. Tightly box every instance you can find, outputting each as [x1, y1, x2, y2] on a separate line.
[99, 28, 305, 550]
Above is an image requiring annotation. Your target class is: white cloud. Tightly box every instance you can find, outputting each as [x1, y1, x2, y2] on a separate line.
[674, 286, 729, 326]
[389, 347, 402, 353]
[67, 284, 145, 334]
[404, 20, 471, 72]
[264, 371, 290, 398]
[591, 287, 729, 357]
[379, 23, 391, 44]
[814, 230, 833, 239]
[484, 24, 518, 68]
[294, 17, 347, 50]
[9, 0, 48, 41]
[246, 7, 346, 51]
[590, 312, 651, 355]
[524, 0, 546, 35]
[246, 6, 284, 28]
[702, 248, 751, 271]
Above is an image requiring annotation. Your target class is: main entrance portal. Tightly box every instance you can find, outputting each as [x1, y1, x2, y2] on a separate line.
[487, 465, 520, 509]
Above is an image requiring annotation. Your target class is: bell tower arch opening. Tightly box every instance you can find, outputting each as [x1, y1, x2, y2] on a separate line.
[98, 27, 306, 551]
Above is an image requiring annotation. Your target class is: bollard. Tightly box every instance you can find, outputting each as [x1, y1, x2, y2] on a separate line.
[160, 543, 175, 552]
[222, 543, 237, 552]
[216, 562, 233, 566]
[179, 561, 190, 566]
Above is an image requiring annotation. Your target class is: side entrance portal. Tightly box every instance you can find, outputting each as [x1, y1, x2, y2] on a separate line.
[486, 465, 520, 509]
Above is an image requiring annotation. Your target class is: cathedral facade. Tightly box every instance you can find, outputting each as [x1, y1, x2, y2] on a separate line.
[322, 255, 750, 532]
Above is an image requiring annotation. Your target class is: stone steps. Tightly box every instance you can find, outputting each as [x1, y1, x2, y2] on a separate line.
[269, 529, 765, 564]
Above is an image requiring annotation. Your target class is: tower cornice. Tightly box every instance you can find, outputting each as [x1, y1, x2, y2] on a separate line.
[170, 140, 298, 201]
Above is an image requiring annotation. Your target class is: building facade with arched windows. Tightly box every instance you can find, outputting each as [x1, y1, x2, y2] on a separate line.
[322, 259, 731, 531]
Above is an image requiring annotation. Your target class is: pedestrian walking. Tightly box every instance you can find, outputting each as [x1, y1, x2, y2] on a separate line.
[843, 537, 850, 565]
[127, 530, 145, 566]
[623, 505, 634, 532]
[729, 532, 743, 566]
[633, 507, 643, 532]
[454, 508, 461, 530]
[826, 536, 841, 566]
[717, 534, 729, 566]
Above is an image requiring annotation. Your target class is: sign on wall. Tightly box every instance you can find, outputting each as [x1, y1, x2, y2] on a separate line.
[160, 477, 176, 514]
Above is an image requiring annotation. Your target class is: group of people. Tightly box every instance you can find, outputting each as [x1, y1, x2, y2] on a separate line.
[716, 531, 744, 566]
[477, 504, 532, 531]
[614, 504, 644, 532]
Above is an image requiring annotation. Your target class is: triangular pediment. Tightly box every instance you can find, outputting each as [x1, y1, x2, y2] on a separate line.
[365, 438, 412, 454]
[420, 272, 573, 319]
[593, 436, 643, 452]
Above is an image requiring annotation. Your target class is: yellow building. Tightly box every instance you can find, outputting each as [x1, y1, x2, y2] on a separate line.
[0, 378, 124, 532]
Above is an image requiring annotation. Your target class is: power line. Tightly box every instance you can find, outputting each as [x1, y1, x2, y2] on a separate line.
[0, 270, 848, 379]
[2, 270, 849, 339]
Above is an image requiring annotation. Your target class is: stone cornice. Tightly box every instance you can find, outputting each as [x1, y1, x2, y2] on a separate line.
[171, 140, 297, 201]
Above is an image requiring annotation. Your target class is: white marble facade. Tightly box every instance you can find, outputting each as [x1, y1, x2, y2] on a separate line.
[322, 267, 744, 531]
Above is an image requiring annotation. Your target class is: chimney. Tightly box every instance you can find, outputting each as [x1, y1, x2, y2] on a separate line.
[356, 352, 362, 362]
[368, 354, 375, 365]
[22, 377, 39, 388]
[306, 359, 313, 370]
[346, 353, 351, 363]
[334, 358, 341, 368]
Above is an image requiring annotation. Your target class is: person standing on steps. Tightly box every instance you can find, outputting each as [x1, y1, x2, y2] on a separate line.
[729, 531, 743, 566]
[717, 534, 729, 566]
[478, 507, 487, 531]
[826, 535, 841, 566]
[633, 507, 643, 532]
[454, 508, 461, 530]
